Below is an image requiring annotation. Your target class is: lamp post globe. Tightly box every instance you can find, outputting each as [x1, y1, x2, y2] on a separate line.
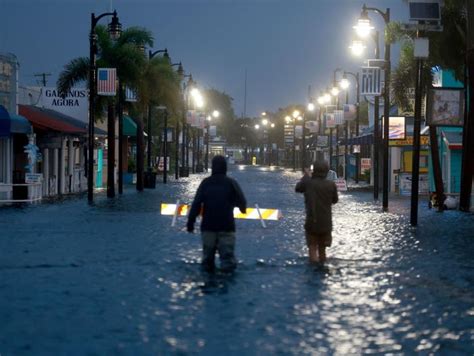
[340, 78, 350, 90]
[349, 39, 367, 57]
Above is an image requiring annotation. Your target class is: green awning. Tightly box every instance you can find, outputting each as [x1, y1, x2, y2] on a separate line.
[123, 116, 137, 136]
[123, 116, 147, 137]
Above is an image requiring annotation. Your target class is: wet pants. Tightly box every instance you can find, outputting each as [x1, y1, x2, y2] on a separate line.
[201, 231, 236, 272]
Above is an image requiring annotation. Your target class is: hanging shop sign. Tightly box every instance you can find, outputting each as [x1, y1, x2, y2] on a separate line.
[426, 87, 464, 126]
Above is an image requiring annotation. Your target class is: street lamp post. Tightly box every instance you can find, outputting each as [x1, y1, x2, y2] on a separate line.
[292, 110, 300, 171]
[340, 72, 360, 182]
[144, 48, 169, 187]
[205, 110, 219, 171]
[88, 10, 121, 203]
[179, 74, 193, 177]
[173, 62, 184, 180]
[268, 122, 275, 166]
[352, 29, 381, 197]
[304, 103, 315, 172]
[356, 4, 391, 210]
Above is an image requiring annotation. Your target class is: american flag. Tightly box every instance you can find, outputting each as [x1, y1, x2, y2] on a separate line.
[343, 104, 357, 120]
[97, 68, 117, 96]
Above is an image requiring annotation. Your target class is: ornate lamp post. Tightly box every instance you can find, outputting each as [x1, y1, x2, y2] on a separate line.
[355, 3, 391, 211]
[139, 48, 169, 188]
[88, 10, 121, 202]
[351, 28, 381, 198]
[340, 71, 360, 182]
[291, 110, 301, 171]
[205, 110, 220, 171]
[304, 102, 315, 172]
[179, 73, 194, 177]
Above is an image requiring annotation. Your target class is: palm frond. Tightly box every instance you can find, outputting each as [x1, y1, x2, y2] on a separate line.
[56, 57, 89, 98]
[118, 26, 153, 48]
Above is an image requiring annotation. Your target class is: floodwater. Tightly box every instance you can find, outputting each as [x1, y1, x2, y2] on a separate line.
[1, 165, 473, 355]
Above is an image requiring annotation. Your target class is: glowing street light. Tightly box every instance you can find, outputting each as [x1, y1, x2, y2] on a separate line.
[353, 8, 374, 37]
[212, 110, 220, 118]
[349, 39, 367, 57]
[255, 124, 260, 130]
[331, 87, 340, 96]
[262, 118, 269, 126]
[340, 78, 350, 90]
[307, 102, 315, 111]
[292, 110, 300, 119]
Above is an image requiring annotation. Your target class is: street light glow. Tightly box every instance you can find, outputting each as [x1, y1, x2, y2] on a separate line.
[270, 123, 275, 128]
[349, 39, 366, 56]
[331, 87, 340, 96]
[307, 103, 315, 111]
[317, 96, 325, 105]
[190, 88, 205, 108]
[262, 118, 268, 126]
[323, 93, 332, 103]
[261, 112, 267, 116]
[212, 110, 220, 118]
[255, 124, 260, 130]
[292, 110, 300, 119]
[353, 18, 374, 38]
[340, 78, 350, 90]
[285, 115, 292, 123]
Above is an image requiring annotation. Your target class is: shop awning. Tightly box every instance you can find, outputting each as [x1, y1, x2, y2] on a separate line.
[19, 105, 106, 136]
[123, 116, 147, 137]
[10, 114, 32, 134]
[123, 116, 137, 136]
[442, 130, 463, 150]
[0, 104, 32, 137]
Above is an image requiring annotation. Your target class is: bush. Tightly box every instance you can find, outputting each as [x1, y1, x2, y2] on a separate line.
[127, 158, 136, 173]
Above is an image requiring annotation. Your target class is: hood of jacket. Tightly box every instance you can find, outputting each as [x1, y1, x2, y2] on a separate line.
[212, 155, 227, 175]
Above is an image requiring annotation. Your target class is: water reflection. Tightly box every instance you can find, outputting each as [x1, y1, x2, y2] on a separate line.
[1, 166, 473, 354]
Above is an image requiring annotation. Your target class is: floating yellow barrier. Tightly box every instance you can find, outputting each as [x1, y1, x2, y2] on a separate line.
[160, 203, 282, 221]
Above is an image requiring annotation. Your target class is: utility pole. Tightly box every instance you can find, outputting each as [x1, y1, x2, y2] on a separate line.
[34, 72, 51, 87]
[460, 0, 474, 211]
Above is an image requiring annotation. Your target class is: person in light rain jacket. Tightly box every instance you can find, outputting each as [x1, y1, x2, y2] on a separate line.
[187, 155, 247, 272]
[295, 160, 338, 263]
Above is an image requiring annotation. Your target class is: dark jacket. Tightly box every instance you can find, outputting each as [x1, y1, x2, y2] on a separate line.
[187, 156, 247, 232]
[295, 169, 338, 234]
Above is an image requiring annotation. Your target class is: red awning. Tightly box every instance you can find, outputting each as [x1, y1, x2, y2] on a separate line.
[19, 105, 87, 134]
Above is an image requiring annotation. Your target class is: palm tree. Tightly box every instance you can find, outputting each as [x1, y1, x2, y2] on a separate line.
[57, 25, 153, 196]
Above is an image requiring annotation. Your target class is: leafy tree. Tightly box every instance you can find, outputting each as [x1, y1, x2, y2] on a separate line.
[202, 89, 235, 142]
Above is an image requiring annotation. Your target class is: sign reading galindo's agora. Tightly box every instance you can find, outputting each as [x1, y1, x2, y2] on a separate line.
[39, 87, 89, 122]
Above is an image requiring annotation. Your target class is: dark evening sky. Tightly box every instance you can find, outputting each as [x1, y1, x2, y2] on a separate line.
[0, 0, 408, 117]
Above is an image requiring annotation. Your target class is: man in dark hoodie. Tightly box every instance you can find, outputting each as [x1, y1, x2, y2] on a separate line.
[187, 155, 247, 272]
[295, 160, 338, 263]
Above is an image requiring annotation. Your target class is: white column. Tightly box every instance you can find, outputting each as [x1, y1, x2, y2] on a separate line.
[59, 138, 66, 194]
[43, 148, 49, 196]
[53, 148, 59, 196]
[68, 138, 74, 192]
[391, 147, 401, 193]
[7, 138, 12, 200]
[0, 139, 5, 182]
[79, 144, 85, 191]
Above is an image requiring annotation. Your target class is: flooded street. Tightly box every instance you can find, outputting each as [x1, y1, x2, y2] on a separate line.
[1, 165, 473, 355]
